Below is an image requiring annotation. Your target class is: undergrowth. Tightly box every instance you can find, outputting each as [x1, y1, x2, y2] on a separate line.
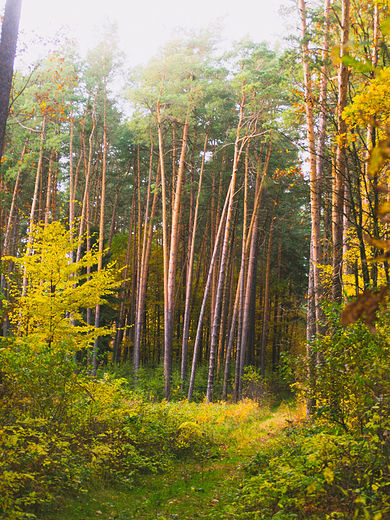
[0, 337, 282, 520]
[218, 316, 390, 520]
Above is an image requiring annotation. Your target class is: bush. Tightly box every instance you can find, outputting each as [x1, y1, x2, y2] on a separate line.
[0, 342, 214, 519]
[221, 422, 390, 519]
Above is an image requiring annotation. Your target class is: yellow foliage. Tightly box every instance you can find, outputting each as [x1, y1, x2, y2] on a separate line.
[4, 221, 121, 353]
[343, 67, 390, 130]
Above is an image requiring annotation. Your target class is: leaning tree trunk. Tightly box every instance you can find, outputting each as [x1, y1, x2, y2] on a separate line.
[205, 95, 247, 403]
[187, 184, 231, 402]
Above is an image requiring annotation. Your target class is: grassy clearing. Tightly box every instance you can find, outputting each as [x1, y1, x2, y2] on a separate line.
[44, 401, 294, 520]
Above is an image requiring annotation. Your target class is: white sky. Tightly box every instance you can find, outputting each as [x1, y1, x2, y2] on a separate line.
[0, 0, 296, 68]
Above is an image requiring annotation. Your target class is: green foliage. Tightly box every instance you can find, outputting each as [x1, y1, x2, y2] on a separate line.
[310, 316, 390, 434]
[222, 307, 390, 519]
[220, 423, 389, 519]
[0, 346, 214, 518]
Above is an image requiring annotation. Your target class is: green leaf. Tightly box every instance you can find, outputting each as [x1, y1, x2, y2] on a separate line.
[341, 55, 374, 73]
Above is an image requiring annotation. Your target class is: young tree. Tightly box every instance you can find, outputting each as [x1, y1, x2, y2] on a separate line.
[5, 221, 120, 353]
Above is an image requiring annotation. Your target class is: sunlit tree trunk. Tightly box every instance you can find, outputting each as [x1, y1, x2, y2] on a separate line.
[298, 0, 322, 331]
[237, 139, 271, 399]
[76, 95, 97, 263]
[92, 75, 108, 376]
[22, 115, 46, 296]
[181, 127, 209, 389]
[44, 150, 56, 226]
[164, 113, 190, 400]
[134, 143, 160, 376]
[113, 174, 135, 363]
[315, 0, 330, 334]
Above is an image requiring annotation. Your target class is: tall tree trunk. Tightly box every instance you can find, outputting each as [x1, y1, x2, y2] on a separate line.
[187, 184, 231, 401]
[22, 115, 46, 296]
[113, 174, 135, 363]
[314, 0, 330, 334]
[181, 127, 209, 389]
[92, 76, 108, 376]
[0, 0, 22, 164]
[134, 144, 160, 376]
[206, 96, 247, 403]
[298, 0, 322, 333]
[233, 144, 250, 403]
[261, 198, 278, 378]
[3, 135, 28, 255]
[76, 95, 97, 263]
[44, 149, 56, 226]
[332, 0, 350, 303]
[164, 114, 190, 400]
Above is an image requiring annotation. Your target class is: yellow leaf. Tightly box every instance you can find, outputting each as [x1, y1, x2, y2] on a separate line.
[323, 467, 334, 484]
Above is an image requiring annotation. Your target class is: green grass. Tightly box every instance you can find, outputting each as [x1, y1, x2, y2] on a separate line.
[42, 401, 295, 520]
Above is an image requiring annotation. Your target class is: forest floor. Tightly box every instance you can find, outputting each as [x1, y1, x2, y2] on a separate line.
[46, 403, 297, 520]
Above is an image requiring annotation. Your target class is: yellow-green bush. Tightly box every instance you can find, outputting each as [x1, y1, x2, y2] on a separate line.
[0, 343, 213, 519]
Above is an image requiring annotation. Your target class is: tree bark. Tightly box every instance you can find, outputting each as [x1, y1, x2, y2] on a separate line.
[261, 198, 278, 378]
[181, 127, 209, 389]
[332, 0, 350, 303]
[298, 0, 323, 333]
[187, 183, 231, 401]
[0, 0, 22, 163]
[206, 96, 247, 403]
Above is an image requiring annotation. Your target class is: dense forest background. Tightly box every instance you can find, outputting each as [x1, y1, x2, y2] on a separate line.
[0, 0, 389, 403]
[4, 0, 390, 519]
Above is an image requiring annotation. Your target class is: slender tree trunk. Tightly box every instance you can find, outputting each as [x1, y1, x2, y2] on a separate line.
[261, 198, 278, 378]
[93, 76, 108, 376]
[164, 114, 190, 400]
[134, 146, 160, 376]
[222, 280, 239, 400]
[76, 94, 97, 263]
[234, 144, 249, 402]
[298, 0, 322, 333]
[272, 242, 282, 371]
[3, 135, 28, 255]
[205, 103, 247, 402]
[187, 184, 231, 401]
[44, 150, 56, 226]
[314, 0, 330, 334]
[22, 115, 46, 296]
[332, 0, 350, 303]
[181, 127, 209, 389]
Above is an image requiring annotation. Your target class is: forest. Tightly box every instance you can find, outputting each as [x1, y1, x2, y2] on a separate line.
[1, 0, 390, 518]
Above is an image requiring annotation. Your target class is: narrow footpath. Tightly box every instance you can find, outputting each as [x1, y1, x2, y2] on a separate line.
[53, 404, 295, 520]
